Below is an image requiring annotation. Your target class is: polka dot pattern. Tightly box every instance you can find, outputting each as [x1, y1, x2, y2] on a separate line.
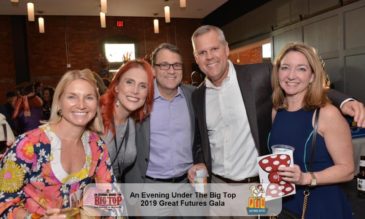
[258, 154, 294, 198]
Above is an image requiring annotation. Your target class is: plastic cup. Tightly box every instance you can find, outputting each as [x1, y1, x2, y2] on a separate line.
[194, 169, 208, 193]
[271, 144, 295, 166]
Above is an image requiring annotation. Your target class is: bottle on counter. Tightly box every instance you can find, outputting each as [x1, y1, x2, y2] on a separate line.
[358, 155, 365, 198]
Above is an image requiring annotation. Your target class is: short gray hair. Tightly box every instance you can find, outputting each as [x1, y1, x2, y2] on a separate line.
[191, 25, 227, 52]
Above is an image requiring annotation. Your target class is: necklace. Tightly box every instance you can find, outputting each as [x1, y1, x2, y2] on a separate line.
[110, 119, 129, 177]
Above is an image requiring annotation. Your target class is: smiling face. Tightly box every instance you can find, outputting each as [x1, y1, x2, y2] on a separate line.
[278, 51, 314, 101]
[153, 48, 183, 98]
[58, 79, 98, 129]
[114, 66, 148, 114]
[193, 30, 230, 86]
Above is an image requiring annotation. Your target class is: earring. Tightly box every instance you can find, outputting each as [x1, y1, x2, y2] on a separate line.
[143, 104, 147, 114]
[57, 109, 62, 117]
[115, 99, 121, 107]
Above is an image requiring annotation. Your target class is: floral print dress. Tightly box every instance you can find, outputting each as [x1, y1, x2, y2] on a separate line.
[0, 124, 114, 218]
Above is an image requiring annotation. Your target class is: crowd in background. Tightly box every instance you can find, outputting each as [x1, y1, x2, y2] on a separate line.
[0, 82, 52, 135]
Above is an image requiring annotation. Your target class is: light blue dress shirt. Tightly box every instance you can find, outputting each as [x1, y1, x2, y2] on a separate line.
[146, 83, 193, 178]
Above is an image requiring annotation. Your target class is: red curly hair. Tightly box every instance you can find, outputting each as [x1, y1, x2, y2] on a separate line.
[100, 59, 154, 135]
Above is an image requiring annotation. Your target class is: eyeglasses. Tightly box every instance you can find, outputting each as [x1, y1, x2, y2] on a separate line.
[155, 63, 183, 70]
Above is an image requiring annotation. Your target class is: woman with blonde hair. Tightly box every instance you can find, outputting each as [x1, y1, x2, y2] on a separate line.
[269, 42, 354, 218]
[100, 59, 154, 182]
[0, 69, 115, 218]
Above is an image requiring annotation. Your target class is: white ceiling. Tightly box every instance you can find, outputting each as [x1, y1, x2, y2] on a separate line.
[0, 0, 228, 18]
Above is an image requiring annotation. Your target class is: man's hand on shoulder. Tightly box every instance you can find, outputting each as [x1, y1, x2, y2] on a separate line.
[341, 99, 365, 127]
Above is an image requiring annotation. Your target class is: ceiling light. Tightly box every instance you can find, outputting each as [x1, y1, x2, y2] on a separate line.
[38, 17, 45, 33]
[27, 2, 35, 21]
[180, 0, 186, 8]
[100, 12, 106, 28]
[101, 0, 107, 13]
[153, 18, 159, 34]
[164, 6, 170, 23]
[10, 0, 19, 3]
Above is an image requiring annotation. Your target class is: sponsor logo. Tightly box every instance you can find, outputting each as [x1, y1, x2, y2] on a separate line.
[246, 184, 268, 215]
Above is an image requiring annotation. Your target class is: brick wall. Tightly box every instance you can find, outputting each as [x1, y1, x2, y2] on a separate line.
[0, 15, 202, 103]
[0, 16, 17, 103]
[229, 46, 263, 65]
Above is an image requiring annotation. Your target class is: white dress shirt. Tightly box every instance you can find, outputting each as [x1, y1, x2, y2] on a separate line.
[205, 60, 259, 180]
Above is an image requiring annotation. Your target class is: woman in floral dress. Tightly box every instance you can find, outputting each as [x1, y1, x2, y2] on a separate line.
[0, 69, 115, 218]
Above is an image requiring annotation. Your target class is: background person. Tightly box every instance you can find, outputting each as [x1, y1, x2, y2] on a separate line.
[0, 113, 15, 156]
[12, 82, 43, 133]
[0, 91, 18, 134]
[269, 42, 353, 218]
[191, 70, 205, 86]
[0, 69, 115, 218]
[92, 70, 108, 95]
[100, 59, 154, 183]
[41, 86, 54, 121]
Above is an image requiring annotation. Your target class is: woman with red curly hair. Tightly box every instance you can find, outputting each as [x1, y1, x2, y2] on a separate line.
[100, 59, 154, 182]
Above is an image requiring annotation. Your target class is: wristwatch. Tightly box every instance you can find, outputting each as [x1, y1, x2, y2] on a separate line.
[309, 172, 317, 186]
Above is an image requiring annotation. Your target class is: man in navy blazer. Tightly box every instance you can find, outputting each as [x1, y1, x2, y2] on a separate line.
[188, 25, 365, 184]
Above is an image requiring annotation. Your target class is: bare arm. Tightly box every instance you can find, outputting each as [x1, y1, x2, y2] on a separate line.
[314, 104, 354, 184]
[279, 104, 354, 185]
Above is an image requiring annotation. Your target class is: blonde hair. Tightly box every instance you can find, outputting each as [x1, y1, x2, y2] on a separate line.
[272, 42, 330, 110]
[48, 69, 103, 133]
